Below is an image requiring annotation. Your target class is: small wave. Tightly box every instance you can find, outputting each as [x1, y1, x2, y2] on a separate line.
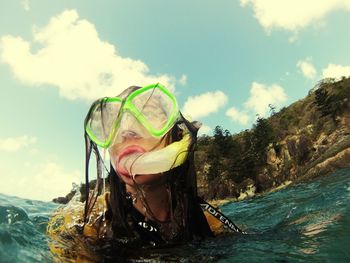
[0, 206, 29, 224]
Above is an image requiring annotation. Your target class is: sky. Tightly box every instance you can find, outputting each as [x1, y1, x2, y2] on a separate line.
[1, 0, 350, 201]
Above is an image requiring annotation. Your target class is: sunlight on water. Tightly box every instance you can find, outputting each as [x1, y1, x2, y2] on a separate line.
[0, 168, 349, 262]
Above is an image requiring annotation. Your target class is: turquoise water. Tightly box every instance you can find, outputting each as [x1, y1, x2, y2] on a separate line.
[1, 168, 350, 262]
[0, 194, 58, 262]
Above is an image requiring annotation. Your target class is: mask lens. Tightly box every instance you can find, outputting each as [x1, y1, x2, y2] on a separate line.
[86, 99, 122, 145]
[131, 87, 176, 132]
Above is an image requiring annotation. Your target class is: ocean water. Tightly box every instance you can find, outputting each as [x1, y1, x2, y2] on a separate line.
[1, 168, 350, 262]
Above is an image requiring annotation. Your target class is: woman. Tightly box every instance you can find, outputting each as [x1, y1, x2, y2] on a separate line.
[48, 83, 239, 262]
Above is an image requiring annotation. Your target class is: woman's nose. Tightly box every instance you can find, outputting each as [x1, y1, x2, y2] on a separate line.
[121, 130, 140, 139]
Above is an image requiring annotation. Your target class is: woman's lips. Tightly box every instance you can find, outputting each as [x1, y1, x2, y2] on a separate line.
[116, 145, 146, 176]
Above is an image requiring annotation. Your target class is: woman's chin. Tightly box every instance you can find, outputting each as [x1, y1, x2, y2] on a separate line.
[118, 172, 164, 186]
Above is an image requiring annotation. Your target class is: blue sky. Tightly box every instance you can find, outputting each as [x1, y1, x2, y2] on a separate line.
[1, 0, 350, 200]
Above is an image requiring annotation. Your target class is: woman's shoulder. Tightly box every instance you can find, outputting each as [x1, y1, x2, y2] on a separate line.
[47, 192, 111, 261]
[47, 192, 110, 236]
[47, 194, 85, 237]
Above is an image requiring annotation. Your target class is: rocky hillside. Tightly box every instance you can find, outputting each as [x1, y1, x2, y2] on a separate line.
[195, 77, 350, 201]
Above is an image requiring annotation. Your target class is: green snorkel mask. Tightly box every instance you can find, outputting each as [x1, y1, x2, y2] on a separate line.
[84, 83, 192, 176]
[85, 83, 180, 148]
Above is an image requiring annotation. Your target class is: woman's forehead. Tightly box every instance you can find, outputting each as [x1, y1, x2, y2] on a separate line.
[119, 86, 168, 113]
[117, 86, 140, 99]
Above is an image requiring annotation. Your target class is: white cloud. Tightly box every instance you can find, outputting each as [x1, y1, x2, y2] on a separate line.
[178, 74, 187, 86]
[198, 124, 211, 136]
[226, 107, 250, 125]
[244, 82, 287, 117]
[288, 33, 299, 43]
[0, 10, 177, 101]
[322, 63, 350, 79]
[240, 0, 350, 32]
[0, 135, 37, 152]
[20, 0, 30, 11]
[297, 58, 317, 79]
[1, 161, 82, 201]
[182, 91, 228, 119]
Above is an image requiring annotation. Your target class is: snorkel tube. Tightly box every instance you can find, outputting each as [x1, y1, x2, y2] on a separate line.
[116, 132, 192, 177]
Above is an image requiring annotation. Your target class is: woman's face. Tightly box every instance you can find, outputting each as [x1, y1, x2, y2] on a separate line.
[108, 92, 171, 187]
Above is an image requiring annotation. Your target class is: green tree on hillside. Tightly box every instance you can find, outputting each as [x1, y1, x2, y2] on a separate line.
[314, 87, 342, 121]
[206, 125, 237, 181]
[252, 117, 275, 165]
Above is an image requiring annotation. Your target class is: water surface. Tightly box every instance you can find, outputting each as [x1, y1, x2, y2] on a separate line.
[1, 168, 349, 262]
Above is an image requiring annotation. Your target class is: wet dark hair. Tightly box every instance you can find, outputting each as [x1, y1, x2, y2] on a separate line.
[83, 86, 213, 245]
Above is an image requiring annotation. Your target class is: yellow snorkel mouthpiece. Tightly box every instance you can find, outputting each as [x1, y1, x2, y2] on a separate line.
[118, 133, 191, 176]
